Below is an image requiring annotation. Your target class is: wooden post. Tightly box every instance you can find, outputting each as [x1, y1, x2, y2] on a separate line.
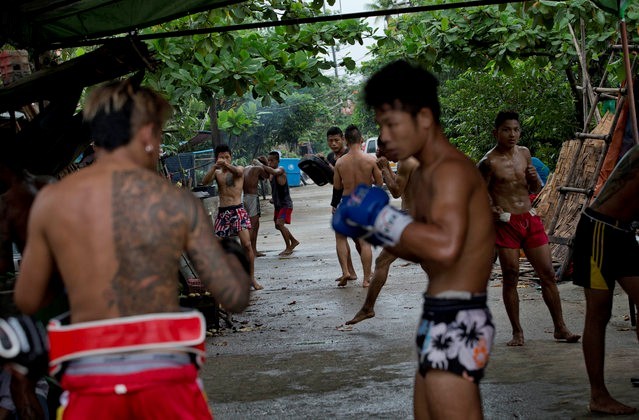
[620, 19, 639, 145]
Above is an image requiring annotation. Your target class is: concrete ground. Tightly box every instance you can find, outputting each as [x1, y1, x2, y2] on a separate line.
[201, 185, 639, 419]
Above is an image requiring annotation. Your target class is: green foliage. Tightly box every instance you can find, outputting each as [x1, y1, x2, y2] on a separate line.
[361, 0, 639, 166]
[440, 61, 578, 167]
[142, 1, 371, 152]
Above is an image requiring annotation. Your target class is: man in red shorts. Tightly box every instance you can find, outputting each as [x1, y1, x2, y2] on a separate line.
[254, 152, 299, 256]
[14, 79, 251, 419]
[478, 111, 580, 346]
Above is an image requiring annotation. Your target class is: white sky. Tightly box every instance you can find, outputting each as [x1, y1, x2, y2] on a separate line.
[324, 0, 382, 78]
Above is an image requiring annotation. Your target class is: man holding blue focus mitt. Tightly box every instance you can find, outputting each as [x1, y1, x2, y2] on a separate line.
[333, 60, 496, 419]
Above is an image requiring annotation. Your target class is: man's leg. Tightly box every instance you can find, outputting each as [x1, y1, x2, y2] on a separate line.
[414, 371, 482, 420]
[238, 229, 261, 290]
[498, 247, 525, 346]
[346, 250, 397, 325]
[275, 218, 298, 256]
[346, 246, 357, 280]
[524, 244, 579, 342]
[357, 239, 373, 288]
[335, 233, 353, 286]
[582, 286, 636, 414]
[249, 216, 264, 257]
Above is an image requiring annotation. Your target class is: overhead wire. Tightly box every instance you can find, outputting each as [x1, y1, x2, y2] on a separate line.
[52, 0, 539, 48]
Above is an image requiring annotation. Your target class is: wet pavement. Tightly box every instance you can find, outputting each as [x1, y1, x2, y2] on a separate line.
[201, 185, 639, 419]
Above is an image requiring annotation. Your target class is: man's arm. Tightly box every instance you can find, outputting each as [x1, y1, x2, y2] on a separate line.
[333, 164, 343, 191]
[253, 160, 284, 178]
[184, 194, 250, 313]
[522, 148, 542, 194]
[217, 161, 244, 178]
[378, 157, 399, 197]
[201, 165, 217, 186]
[13, 194, 55, 315]
[372, 162, 383, 187]
[477, 156, 501, 214]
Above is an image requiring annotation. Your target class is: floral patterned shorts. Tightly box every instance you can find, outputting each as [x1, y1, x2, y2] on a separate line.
[415, 293, 494, 383]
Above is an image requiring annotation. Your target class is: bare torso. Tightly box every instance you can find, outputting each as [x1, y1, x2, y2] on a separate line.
[215, 167, 244, 207]
[27, 162, 200, 322]
[334, 148, 382, 194]
[479, 145, 536, 215]
[404, 144, 494, 296]
[243, 166, 265, 195]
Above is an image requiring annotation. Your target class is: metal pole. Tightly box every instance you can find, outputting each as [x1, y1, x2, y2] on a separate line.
[621, 19, 639, 145]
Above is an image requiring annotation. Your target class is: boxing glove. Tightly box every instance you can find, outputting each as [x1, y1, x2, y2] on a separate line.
[332, 201, 368, 239]
[342, 184, 413, 247]
[0, 315, 49, 379]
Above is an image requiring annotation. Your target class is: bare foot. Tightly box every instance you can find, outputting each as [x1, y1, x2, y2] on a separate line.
[337, 275, 349, 287]
[335, 273, 356, 282]
[255, 251, 266, 257]
[589, 397, 637, 415]
[290, 239, 300, 251]
[507, 333, 524, 346]
[278, 249, 293, 256]
[554, 330, 581, 343]
[345, 309, 375, 325]
[252, 281, 264, 290]
[362, 280, 370, 288]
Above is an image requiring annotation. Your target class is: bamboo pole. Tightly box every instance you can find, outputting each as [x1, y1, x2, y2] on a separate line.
[620, 19, 639, 145]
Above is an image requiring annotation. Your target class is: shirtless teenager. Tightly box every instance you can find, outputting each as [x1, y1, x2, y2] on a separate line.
[254, 152, 299, 256]
[346, 137, 418, 324]
[335, 60, 495, 418]
[572, 143, 639, 415]
[202, 145, 262, 290]
[325, 126, 358, 282]
[333, 124, 382, 287]
[13, 80, 250, 419]
[243, 157, 268, 258]
[478, 111, 579, 346]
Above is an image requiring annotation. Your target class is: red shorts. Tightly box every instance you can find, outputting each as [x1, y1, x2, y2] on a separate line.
[59, 365, 212, 420]
[495, 210, 548, 249]
[275, 207, 292, 224]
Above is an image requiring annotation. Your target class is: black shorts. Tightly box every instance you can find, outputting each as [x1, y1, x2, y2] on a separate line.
[573, 208, 639, 291]
[415, 293, 494, 384]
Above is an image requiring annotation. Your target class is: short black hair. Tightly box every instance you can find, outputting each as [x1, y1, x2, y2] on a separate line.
[364, 60, 440, 123]
[326, 126, 343, 138]
[494, 111, 520, 129]
[214, 144, 231, 159]
[268, 151, 280, 161]
[344, 124, 362, 145]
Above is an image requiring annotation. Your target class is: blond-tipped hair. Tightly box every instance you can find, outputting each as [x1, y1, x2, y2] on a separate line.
[83, 79, 172, 150]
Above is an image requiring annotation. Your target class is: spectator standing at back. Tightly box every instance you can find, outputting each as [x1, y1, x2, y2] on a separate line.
[478, 111, 579, 346]
[254, 152, 300, 256]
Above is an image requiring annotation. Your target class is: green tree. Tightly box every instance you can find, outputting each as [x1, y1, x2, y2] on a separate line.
[359, 0, 639, 163]
[143, 1, 370, 150]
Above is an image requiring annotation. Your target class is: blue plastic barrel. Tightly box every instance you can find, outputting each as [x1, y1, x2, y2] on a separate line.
[279, 158, 301, 187]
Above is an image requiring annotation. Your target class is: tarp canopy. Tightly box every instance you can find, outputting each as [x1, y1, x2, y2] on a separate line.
[0, 0, 247, 50]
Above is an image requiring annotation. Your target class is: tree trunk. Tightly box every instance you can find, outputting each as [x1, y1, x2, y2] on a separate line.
[209, 95, 222, 149]
[565, 67, 584, 128]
